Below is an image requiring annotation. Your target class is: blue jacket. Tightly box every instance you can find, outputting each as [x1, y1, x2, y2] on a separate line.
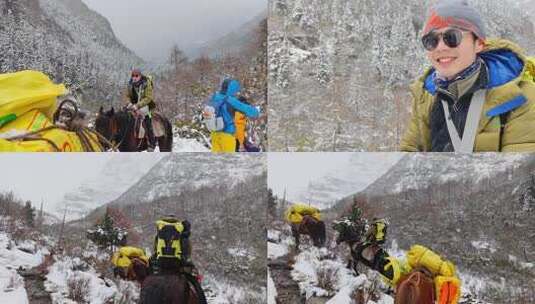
[211, 79, 259, 134]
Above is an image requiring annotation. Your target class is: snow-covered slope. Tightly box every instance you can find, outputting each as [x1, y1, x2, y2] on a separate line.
[111, 153, 266, 206]
[293, 153, 402, 209]
[54, 154, 163, 221]
[363, 153, 529, 195]
[0, 232, 47, 304]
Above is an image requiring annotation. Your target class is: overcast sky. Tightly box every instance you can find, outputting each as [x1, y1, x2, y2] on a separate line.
[268, 153, 354, 199]
[0, 154, 156, 214]
[81, 0, 266, 62]
[268, 153, 402, 204]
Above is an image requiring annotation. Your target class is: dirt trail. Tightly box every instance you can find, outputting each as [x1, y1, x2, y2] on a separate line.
[17, 266, 52, 304]
[268, 242, 306, 304]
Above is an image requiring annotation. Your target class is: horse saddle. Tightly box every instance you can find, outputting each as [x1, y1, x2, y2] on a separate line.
[135, 112, 166, 139]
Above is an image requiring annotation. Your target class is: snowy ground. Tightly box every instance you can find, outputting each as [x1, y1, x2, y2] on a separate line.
[203, 275, 265, 304]
[172, 137, 210, 152]
[0, 233, 47, 304]
[268, 226, 394, 304]
[1, 227, 258, 304]
[172, 126, 210, 152]
[268, 225, 494, 304]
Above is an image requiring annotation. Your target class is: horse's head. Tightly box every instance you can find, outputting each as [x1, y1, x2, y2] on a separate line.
[95, 106, 116, 149]
[95, 106, 135, 150]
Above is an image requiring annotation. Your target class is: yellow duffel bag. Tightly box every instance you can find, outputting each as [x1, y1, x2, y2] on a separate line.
[285, 203, 321, 224]
[0, 70, 103, 151]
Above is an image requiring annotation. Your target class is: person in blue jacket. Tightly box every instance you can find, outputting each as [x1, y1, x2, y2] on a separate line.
[204, 79, 259, 152]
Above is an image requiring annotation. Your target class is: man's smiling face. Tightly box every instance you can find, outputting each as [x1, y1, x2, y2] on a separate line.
[426, 28, 484, 80]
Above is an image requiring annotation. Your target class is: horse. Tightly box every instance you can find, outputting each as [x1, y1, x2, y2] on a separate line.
[291, 215, 326, 249]
[139, 272, 208, 304]
[394, 269, 435, 304]
[95, 106, 173, 152]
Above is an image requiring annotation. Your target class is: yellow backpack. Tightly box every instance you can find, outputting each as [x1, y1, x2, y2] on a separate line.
[154, 218, 185, 263]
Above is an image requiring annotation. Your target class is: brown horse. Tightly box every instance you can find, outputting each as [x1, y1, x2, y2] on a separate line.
[394, 269, 435, 304]
[139, 273, 207, 304]
[95, 106, 173, 152]
[291, 215, 326, 249]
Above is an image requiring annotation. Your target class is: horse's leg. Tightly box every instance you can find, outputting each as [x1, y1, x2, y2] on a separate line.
[291, 224, 300, 249]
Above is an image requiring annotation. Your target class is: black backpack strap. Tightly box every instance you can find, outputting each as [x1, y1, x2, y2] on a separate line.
[499, 112, 509, 152]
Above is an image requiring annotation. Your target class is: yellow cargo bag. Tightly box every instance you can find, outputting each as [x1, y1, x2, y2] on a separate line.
[406, 245, 456, 277]
[0, 70, 102, 152]
[285, 203, 321, 224]
[155, 219, 184, 261]
[112, 246, 149, 269]
[382, 256, 411, 286]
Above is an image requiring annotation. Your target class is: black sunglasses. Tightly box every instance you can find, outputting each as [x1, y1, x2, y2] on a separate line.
[131, 74, 141, 78]
[421, 28, 465, 51]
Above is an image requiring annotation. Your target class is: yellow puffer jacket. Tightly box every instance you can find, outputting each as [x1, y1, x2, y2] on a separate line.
[400, 39, 535, 152]
[0, 70, 102, 152]
[285, 203, 321, 224]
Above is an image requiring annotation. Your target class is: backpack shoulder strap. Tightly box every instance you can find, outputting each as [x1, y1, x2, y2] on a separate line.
[499, 112, 509, 152]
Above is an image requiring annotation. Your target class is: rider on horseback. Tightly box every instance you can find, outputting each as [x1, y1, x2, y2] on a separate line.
[150, 216, 196, 274]
[126, 68, 157, 151]
[333, 206, 391, 278]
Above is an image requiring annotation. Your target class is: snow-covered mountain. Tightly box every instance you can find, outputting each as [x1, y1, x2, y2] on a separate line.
[363, 153, 529, 195]
[0, 0, 142, 106]
[110, 153, 266, 206]
[268, 0, 535, 151]
[55, 154, 163, 221]
[293, 153, 402, 209]
[193, 11, 268, 58]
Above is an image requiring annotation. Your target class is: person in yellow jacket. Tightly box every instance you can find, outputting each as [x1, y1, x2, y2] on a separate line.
[112, 246, 150, 283]
[234, 110, 247, 152]
[400, 0, 535, 152]
[0, 70, 103, 152]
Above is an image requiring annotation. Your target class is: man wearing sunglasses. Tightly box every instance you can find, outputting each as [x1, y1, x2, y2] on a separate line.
[400, 0, 535, 152]
[126, 68, 157, 151]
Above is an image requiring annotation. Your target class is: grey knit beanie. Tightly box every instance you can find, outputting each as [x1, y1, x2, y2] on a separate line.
[423, 0, 486, 40]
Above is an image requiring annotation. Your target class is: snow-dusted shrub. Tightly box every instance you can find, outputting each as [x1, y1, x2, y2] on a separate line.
[316, 263, 339, 292]
[67, 275, 90, 303]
